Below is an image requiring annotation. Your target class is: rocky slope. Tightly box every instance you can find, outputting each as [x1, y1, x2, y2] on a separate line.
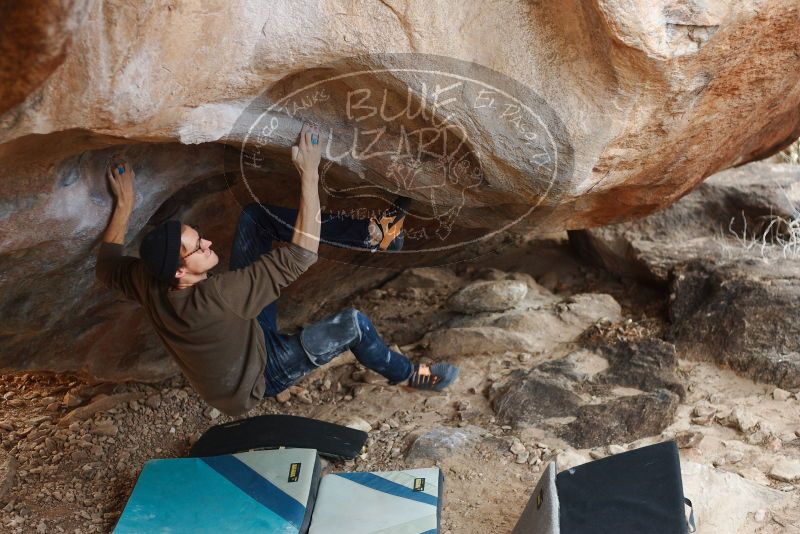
[570, 161, 800, 390]
[2, 201, 800, 531]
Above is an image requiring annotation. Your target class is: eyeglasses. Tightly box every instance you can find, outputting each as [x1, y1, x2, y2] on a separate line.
[182, 226, 204, 259]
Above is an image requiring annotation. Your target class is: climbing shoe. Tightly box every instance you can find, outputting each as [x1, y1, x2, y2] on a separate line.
[407, 363, 459, 391]
[369, 196, 411, 252]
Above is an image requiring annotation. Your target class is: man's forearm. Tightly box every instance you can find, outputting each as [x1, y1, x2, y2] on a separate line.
[102, 203, 133, 244]
[291, 173, 321, 254]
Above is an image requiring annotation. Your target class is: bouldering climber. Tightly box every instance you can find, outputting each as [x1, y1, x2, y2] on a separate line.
[95, 122, 458, 416]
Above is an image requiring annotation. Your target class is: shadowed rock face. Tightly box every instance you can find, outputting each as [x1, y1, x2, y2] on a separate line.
[490, 338, 684, 448]
[668, 261, 800, 390]
[1, 1, 799, 379]
[569, 162, 800, 389]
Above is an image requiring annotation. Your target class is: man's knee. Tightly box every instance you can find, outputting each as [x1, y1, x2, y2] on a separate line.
[299, 307, 361, 366]
[342, 307, 363, 340]
[350, 308, 369, 334]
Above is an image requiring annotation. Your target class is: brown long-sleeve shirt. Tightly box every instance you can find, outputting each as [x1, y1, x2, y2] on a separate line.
[95, 241, 318, 416]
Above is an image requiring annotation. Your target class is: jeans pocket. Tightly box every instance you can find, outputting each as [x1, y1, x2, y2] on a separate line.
[299, 307, 361, 366]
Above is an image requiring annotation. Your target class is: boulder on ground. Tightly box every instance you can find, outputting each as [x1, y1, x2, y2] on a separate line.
[490, 338, 685, 448]
[570, 162, 800, 389]
[423, 291, 621, 357]
[589, 338, 686, 400]
[491, 370, 584, 425]
[447, 280, 529, 313]
[560, 390, 680, 448]
[667, 260, 800, 390]
[768, 458, 800, 483]
[405, 425, 487, 463]
[681, 461, 793, 533]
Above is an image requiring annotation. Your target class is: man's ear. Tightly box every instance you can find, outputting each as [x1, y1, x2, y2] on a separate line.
[175, 265, 187, 279]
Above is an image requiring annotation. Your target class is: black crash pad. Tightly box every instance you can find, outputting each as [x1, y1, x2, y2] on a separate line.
[189, 414, 368, 460]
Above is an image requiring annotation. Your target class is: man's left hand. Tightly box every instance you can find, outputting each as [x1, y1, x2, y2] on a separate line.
[107, 160, 135, 210]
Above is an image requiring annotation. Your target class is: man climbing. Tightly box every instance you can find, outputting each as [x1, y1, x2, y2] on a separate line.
[96, 122, 459, 416]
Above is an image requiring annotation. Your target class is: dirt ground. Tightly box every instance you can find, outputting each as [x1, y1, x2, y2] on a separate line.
[1, 236, 798, 533]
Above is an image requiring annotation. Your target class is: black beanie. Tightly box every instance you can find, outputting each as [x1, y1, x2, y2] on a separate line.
[139, 220, 182, 284]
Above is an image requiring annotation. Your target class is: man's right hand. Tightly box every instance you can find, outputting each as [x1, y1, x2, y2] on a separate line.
[291, 122, 323, 183]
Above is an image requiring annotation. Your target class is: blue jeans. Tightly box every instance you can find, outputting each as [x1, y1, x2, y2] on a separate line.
[229, 202, 414, 396]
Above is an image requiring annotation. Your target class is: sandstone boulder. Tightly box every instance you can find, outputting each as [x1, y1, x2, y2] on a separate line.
[423, 291, 621, 357]
[0, 1, 90, 115]
[681, 461, 794, 534]
[447, 280, 528, 313]
[405, 425, 487, 463]
[768, 458, 800, 483]
[1, 2, 799, 379]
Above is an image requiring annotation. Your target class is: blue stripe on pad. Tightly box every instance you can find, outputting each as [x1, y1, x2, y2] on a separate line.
[420, 530, 438, 534]
[335, 472, 438, 507]
[201, 455, 305, 530]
